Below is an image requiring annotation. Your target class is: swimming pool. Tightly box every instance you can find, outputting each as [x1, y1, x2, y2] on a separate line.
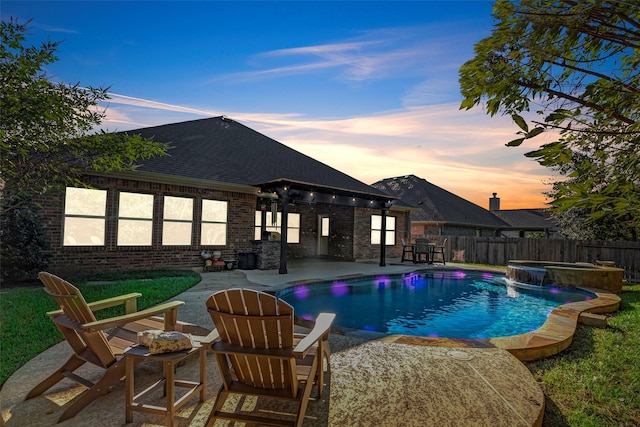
[277, 269, 594, 339]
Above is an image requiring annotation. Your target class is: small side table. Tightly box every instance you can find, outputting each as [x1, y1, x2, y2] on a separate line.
[124, 343, 206, 427]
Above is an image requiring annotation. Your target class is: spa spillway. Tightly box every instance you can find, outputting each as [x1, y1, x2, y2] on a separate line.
[507, 260, 625, 293]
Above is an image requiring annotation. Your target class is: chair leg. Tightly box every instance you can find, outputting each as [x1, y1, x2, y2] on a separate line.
[205, 386, 230, 427]
[315, 339, 331, 398]
[58, 358, 127, 422]
[295, 357, 319, 427]
[25, 354, 87, 399]
[433, 249, 446, 265]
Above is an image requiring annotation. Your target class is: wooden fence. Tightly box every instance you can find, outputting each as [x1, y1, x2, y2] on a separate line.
[427, 235, 640, 283]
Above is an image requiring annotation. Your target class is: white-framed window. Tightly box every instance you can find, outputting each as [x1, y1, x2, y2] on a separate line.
[201, 200, 228, 245]
[254, 211, 300, 243]
[162, 196, 193, 245]
[371, 214, 396, 245]
[117, 192, 154, 246]
[63, 187, 107, 246]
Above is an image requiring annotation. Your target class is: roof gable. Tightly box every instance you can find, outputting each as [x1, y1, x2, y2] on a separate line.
[492, 209, 559, 231]
[372, 175, 509, 227]
[123, 116, 390, 198]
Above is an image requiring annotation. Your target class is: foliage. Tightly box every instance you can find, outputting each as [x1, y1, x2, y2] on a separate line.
[0, 19, 167, 281]
[0, 270, 201, 386]
[0, 196, 51, 282]
[0, 19, 167, 214]
[459, 0, 640, 240]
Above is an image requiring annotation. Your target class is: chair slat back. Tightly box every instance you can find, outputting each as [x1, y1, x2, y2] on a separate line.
[415, 238, 430, 253]
[207, 289, 296, 391]
[208, 289, 294, 348]
[38, 272, 115, 368]
[39, 272, 97, 324]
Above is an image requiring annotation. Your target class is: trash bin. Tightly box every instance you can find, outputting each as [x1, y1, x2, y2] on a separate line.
[237, 252, 256, 270]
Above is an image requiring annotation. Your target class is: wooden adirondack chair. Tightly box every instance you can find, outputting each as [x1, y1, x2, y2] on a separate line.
[206, 289, 335, 427]
[26, 272, 211, 423]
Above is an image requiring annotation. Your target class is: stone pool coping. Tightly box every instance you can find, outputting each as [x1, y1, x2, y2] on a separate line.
[284, 269, 622, 362]
[377, 287, 621, 361]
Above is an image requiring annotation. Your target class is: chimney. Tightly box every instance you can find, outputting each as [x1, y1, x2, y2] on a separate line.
[489, 192, 500, 211]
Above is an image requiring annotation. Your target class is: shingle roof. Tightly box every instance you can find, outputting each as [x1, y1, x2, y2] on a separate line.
[371, 175, 509, 228]
[491, 209, 559, 231]
[123, 116, 390, 198]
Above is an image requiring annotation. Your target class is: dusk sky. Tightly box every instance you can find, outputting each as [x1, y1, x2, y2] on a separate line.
[3, 1, 558, 209]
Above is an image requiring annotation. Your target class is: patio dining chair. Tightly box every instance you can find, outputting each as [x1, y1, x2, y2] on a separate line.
[205, 288, 335, 427]
[414, 238, 432, 264]
[401, 238, 414, 262]
[26, 272, 211, 422]
[432, 238, 447, 265]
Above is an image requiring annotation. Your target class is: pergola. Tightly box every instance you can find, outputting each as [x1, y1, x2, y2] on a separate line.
[257, 179, 397, 274]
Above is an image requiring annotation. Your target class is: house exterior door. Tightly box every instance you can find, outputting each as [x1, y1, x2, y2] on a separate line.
[317, 215, 330, 256]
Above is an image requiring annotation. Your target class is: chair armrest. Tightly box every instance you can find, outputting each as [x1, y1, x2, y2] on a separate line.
[46, 292, 143, 319]
[293, 312, 335, 358]
[192, 329, 220, 348]
[87, 292, 142, 314]
[82, 300, 185, 332]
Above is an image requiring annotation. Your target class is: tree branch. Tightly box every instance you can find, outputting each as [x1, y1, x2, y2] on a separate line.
[516, 78, 636, 125]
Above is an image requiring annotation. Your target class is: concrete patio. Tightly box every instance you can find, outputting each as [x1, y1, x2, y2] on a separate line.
[1, 260, 551, 426]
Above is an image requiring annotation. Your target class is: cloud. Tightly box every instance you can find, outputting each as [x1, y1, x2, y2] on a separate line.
[106, 93, 220, 116]
[213, 24, 477, 85]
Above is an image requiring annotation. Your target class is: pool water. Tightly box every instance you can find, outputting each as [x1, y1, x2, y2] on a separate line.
[277, 269, 594, 339]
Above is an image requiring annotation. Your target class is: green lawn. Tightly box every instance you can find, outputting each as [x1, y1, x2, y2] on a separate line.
[526, 283, 640, 426]
[0, 270, 201, 386]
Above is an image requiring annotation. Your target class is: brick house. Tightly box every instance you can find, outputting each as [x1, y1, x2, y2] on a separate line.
[372, 175, 509, 237]
[372, 175, 562, 239]
[39, 116, 411, 276]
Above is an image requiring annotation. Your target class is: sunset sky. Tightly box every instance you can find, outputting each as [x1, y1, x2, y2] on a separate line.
[3, 1, 558, 209]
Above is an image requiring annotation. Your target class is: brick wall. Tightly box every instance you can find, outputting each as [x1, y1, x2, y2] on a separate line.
[354, 207, 406, 260]
[287, 203, 408, 261]
[287, 204, 316, 259]
[38, 176, 257, 276]
[37, 176, 409, 276]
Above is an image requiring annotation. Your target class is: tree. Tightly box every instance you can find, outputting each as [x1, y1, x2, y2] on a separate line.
[459, 0, 640, 241]
[0, 19, 167, 281]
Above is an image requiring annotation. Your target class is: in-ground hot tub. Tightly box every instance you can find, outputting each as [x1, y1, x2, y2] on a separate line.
[507, 260, 625, 293]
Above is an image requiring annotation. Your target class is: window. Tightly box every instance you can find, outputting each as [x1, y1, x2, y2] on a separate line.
[63, 187, 107, 246]
[117, 192, 154, 246]
[321, 217, 329, 237]
[201, 200, 228, 245]
[254, 211, 300, 243]
[371, 214, 396, 245]
[163, 196, 193, 245]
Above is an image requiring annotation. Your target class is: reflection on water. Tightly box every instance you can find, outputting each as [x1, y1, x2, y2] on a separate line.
[278, 270, 592, 339]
